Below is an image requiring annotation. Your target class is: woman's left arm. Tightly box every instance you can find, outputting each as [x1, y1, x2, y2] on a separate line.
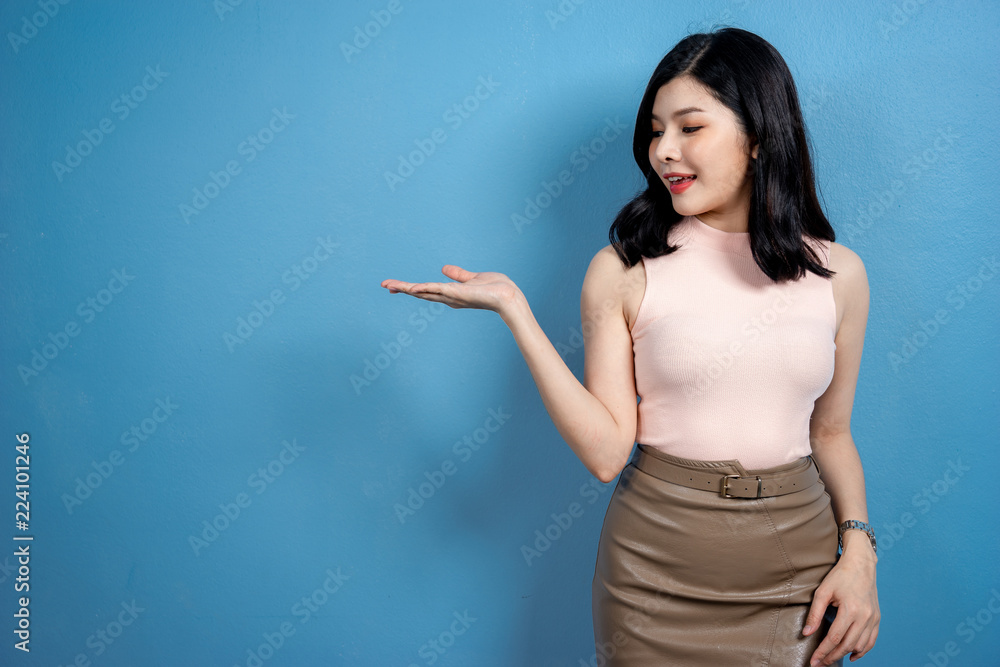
[803, 242, 880, 666]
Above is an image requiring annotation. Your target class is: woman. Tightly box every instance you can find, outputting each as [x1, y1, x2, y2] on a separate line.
[382, 27, 879, 666]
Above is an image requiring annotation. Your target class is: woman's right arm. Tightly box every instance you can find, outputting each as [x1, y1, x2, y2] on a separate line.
[499, 245, 639, 482]
[381, 246, 639, 482]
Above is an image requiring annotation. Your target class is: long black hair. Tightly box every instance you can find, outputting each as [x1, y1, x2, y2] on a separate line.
[609, 27, 835, 282]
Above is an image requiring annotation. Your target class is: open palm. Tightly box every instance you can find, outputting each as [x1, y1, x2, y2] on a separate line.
[381, 265, 522, 314]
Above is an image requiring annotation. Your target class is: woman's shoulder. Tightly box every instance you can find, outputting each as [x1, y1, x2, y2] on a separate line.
[588, 244, 649, 278]
[828, 241, 867, 283]
[827, 241, 869, 333]
[584, 245, 646, 330]
[802, 235, 865, 275]
[586, 244, 633, 279]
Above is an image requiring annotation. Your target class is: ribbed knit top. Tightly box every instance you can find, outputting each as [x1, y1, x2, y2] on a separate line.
[630, 215, 837, 470]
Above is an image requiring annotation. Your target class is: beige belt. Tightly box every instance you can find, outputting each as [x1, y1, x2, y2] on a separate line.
[632, 444, 821, 499]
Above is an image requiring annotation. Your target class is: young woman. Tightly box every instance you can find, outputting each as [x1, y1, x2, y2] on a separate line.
[382, 27, 879, 666]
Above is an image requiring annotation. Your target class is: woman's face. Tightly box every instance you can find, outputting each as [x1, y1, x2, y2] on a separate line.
[648, 75, 758, 230]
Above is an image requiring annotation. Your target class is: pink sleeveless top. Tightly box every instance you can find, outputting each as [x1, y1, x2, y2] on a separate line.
[630, 215, 837, 470]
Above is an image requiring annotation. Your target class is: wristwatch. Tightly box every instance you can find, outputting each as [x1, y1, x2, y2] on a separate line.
[838, 519, 877, 554]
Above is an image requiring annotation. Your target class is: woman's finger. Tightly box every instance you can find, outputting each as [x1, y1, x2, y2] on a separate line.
[828, 621, 865, 666]
[381, 279, 443, 295]
[380, 279, 415, 293]
[381, 278, 450, 294]
[847, 626, 873, 661]
[441, 265, 476, 283]
[810, 611, 856, 666]
[803, 588, 834, 635]
[381, 270, 515, 313]
[418, 293, 460, 307]
[381, 279, 463, 308]
[851, 623, 879, 660]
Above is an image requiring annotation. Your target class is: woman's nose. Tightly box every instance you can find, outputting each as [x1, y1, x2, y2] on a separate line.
[653, 134, 680, 164]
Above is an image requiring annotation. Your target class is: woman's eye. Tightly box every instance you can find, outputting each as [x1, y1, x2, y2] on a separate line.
[650, 127, 701, 138]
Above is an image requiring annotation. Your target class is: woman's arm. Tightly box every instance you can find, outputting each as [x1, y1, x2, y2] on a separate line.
[381, 246, 640, 483]
[803, 241, 880, 666]
[810, 242, 875, 561]
[501, 246, 640, 482]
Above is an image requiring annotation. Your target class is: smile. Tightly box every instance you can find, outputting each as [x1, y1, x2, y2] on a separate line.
[665, 174, 696, 193]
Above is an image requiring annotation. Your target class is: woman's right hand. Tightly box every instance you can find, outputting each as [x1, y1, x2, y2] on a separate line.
[380, 265, 524, 317]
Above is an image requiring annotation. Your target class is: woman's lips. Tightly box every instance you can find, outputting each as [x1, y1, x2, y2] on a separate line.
[667, 174, 696, 194]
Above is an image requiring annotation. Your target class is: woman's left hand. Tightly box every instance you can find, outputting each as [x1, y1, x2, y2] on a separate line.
[803, 542, 880, 665]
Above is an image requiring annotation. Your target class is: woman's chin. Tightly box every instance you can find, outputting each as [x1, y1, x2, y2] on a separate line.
[670, 202, 700, 217]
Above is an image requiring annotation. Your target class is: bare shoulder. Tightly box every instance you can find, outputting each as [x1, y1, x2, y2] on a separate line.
[829, 241, 869, 294]
[828, 241, 870, 336]
[585, 244, 627, 273]
[582, 245, 646, 330]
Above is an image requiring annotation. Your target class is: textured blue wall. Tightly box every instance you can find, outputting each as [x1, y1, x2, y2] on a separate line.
[1, 1, 998, 665]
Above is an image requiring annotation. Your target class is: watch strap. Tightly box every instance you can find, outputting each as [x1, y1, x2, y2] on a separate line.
[838, 519, 877, 554]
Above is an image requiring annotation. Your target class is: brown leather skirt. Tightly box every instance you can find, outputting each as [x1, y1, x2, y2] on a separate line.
[592, 444, 843, 666]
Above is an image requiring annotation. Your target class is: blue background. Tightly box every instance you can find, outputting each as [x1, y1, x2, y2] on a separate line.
[1, 0, 998, 665]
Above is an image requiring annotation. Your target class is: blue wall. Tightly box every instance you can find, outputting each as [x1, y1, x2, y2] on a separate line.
[1, 1, 998, 665]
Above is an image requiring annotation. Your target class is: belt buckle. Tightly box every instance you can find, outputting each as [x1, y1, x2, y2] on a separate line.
[721, 474, 763, 498]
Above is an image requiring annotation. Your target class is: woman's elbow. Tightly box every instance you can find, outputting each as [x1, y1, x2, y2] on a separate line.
[594, 444, 633, 483]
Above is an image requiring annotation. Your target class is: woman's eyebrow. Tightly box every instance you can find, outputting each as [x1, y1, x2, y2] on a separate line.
[651, 107, 706, 121]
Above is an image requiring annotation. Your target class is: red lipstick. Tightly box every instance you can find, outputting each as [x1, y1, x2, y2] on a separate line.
[664, 172, 696, 194]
